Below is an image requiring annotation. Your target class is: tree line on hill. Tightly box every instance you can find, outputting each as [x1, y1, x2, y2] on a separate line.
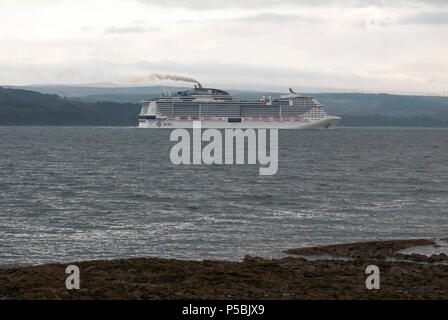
[1, 86, 448, 127]
[0, 87, 140, 125]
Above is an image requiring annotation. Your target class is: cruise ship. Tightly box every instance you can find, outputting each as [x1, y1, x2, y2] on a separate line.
[138, 83, 341, 129]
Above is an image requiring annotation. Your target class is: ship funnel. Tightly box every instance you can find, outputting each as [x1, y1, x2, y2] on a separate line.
[289, 88, 296, 94]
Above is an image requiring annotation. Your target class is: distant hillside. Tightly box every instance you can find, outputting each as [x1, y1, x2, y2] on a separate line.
[8, 85, 191, 99]
[2, 86, 448, 127]
[338, 114, 448, 127]
[11, 85, 448, 119]
[312, 93, 448, 119]
[0, 87, 140, 125]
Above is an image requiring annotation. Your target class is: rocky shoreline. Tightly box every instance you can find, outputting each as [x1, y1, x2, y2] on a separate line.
[1, 239, 447, 300]
[285, 239, 448, 263]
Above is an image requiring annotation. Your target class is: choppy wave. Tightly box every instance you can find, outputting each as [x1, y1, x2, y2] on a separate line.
[0, 126, 447, 266]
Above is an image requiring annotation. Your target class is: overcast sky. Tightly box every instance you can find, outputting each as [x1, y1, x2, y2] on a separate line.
[1, 0, 447, 93]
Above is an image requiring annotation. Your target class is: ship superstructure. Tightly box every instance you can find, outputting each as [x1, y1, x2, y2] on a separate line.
[138, 85, 340, 129]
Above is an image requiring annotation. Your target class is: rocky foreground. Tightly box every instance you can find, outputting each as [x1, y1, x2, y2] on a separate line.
[1, 239, 447, 300]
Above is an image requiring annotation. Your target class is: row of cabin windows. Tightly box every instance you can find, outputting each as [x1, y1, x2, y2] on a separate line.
[156, 104, 320, 117]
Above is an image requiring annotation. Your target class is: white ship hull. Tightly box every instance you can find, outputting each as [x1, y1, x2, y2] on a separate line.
[138, 116, 340, 129]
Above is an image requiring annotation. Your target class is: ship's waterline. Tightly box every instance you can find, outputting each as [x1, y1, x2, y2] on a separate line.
[139, 117, 340, 129]
[138, 86, 341, 129]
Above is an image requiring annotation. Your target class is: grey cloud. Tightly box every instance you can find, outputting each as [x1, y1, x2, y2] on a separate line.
[399, 11, 448, 24]
[235, 12, 321, 24]
[134, 0, 448, 10]
[104, 26, 160, 34]
[178, 12, 321, 26]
